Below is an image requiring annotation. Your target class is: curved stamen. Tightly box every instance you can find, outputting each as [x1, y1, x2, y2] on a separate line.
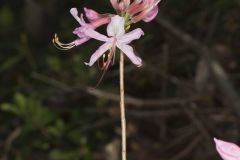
[52, 34, 76, 50]
[111, 47, 116, 65]
[94, 50, 114, 88]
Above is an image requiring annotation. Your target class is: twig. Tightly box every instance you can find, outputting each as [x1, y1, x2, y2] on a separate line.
[120, 52, 126, 160]
[127, 108, 184, 118]
[160, 44, 169, 97]
[156, 16, 240, 116]
[1, 127, 22, 160]
[195, 11, 220, 92]
[169, 135, 202, 160]
[163, 127, 195, 153]
[31, 72, 200, 107]
[184, 104, 211, 141]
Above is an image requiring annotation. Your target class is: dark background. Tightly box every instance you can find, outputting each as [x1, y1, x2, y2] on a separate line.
[1, 0, 240, 159]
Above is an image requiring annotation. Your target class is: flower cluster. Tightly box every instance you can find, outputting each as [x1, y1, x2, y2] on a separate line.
[53, 0, 162, 68]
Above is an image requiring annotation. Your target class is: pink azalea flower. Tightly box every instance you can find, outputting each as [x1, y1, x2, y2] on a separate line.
[83, 15, 144, 67]
[214, 137, 240, 160]
[53, 8, 111, 50]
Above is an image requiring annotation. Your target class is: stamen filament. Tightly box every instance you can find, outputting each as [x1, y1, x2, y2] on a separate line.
[52, 33, 76, 50]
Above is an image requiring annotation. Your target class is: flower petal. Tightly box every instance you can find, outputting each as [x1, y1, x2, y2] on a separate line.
[84, 7, 102, 22]
[117, 43, 142, 67]
[74, 37, 90, 46]
[107, 15, 125, 37]
[70, 8, 85, 25]
[143, 6, 159, 22]
[73, 26, 89, 38]
[214, 138, 240, 160]
[123, 0, 130, 7]
[110, 0, 120, 12]
[84, 42, 112, 66]
[84, 28, 110, 42]
[117, 28, 144, 44]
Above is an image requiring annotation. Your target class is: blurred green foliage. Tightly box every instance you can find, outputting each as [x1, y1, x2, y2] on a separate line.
[0, 6, 13, 28]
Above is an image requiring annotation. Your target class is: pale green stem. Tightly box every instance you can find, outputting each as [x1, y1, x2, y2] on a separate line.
[120, 52, 126, 160]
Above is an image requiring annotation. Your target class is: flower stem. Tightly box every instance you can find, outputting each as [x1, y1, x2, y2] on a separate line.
[120, 52, 126, 160]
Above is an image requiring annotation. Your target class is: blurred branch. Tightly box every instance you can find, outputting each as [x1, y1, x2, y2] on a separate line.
[31, 72, 200, 107]
[1, 127, 22, 160]
[156, 16, 240, 116]
[170, 135, 202, 160]
[195, 11, 219, 92]
[163, 128, 195, 152]
[127, 108, 184, 118]
[184, 105, 211, 141]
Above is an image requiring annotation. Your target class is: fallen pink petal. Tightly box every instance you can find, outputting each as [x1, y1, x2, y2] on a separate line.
[214, 138, 240, 160]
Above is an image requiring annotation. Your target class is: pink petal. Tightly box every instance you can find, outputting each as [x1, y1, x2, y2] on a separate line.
[70, 8, 85, 26]
[143, 6, 159, 22]
[84, 7, 102, 22]
[214, 138, 240, 160]
[123, 0, 130, 7]
[117, 43, 142, 67]
[110, 0, 120, 12]
[91, 17, 111, 29]
[117, 28, 144, 44]
[85, 42, 112, 66]
[128, 1, 148, 15]
[107, 15, 125, 37]
[74, 37, 90, 46]
[118, 2, 125, 11]
[84, 28, 110, 42]
[73, 26, 89, 38]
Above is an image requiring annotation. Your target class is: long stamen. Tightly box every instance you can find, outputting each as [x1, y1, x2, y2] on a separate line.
[97, 53, 108, 70]
[95, 50, 114, 88]
[111, 48, 116, 65]
[52, 34, 76, 50]
[102, 53, 108, 69]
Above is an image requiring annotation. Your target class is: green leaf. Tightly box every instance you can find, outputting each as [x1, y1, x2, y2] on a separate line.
[14, 93, 27, 114]
[47, 119, 65, 138]
[0, 55, 21, 72]
[1, 103, 19, 115]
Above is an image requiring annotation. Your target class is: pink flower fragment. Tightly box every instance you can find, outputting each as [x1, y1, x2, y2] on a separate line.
[110, 0, 161, 23]
[110, 0, 130, 13]
[84, 15, 144, 67]
[127, 0, 162, 23]
[142, 6, 159, 22]
[214, 138, 240, 160]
